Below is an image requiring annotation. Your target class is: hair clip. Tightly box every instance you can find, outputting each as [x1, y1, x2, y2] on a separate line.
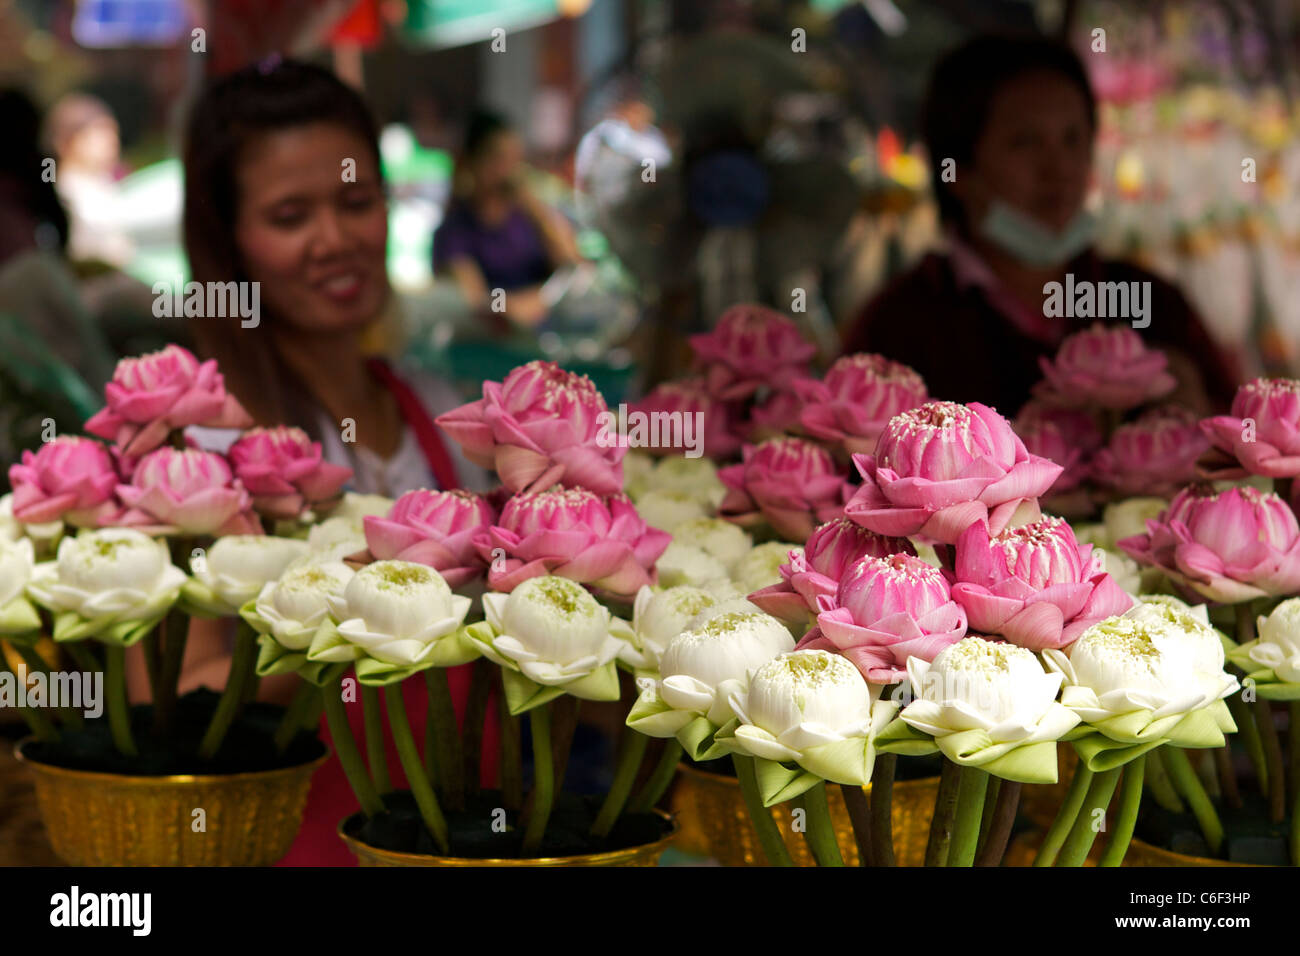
[257, 53, 283, 75]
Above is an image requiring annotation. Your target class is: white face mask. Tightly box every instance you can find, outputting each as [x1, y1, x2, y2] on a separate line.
[977, 200, 1096, 268]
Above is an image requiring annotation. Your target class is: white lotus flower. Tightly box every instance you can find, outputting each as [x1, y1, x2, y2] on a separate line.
[634, 489, 709, 532]
[630, 455, 726, 508]
[613, 584, 718, 671]
[655, 541, 730, 589]
[731, 541, 803, 596]
[728, 650, 881, 761]
[329, 492, 395, 525]
[0, 492, 62, 550]
[654, 608, 794, 725]
[669, 516, 753, 570]
[26, 528, 186, 638]
[304, 516, 368, 559]
[0, 538, 39, 635]
[1102, 497, 1168, 548]
[476, 575, 624, 688]
[1252, 597, 1300, 684]
[902, 636, 1078, 743]
[324, 560, 471, 666]
[184, 534, 310, 615]
[1044, 604, 1238, 724]
[245, 559, 355, 650]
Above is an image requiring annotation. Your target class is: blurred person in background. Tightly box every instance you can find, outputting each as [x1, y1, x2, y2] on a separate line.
[433, 109, 580, 330]
[135, 58, 488, 865]
[44, 92, 135, 268]
[843, 34, 1239, 416]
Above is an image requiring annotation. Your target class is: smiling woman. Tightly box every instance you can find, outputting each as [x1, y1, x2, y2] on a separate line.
[162, 60, 490, 865]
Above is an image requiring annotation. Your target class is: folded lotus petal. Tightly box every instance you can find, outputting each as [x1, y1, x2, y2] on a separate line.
[11, 489, 78, 524]
[553, 540, 632, 581]
[1076, 573, 1135, 621]
[435, 400, 493, 462]
[875, 474, 995, 510]
[918, 501, 989, 544]
[999, 600, 1067, 650]
[495, 444, 559, 494]
[748, 582, 815, 623]
[294, 460, 352, 500]
[660, 674, 717, 714]
[248, 492, 305, 520]
[1173, 539, 1228, 583]
[629, 525, 671, 567]
[119, 418, 173, 460]
[387, 537, 460, 569]
[591, 557, 653, 596]
[549, 443, 623, 496]
[978, 455, 1063, 504]
[106, 383, 186, 422]
[951, 583, 1021, 633]
[486, 556, 554, 591]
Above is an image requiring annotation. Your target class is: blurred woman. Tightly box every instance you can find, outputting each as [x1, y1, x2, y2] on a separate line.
[843, 35, 1238, 415]
[161, 59, 489, 865]
[433, 110, 580, 329]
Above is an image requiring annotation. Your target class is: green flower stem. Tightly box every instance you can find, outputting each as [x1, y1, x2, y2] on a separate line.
[15, 645, 82, 731]
[460, 658, 493, 798]
[733, 754, 794, 866]
[924, 758, 962, 866]
[424, 668, 464, 810]
[799, 781, 844, 866]
[497, 683, 523, 810]
[104, 644, 137, 757]
[974, 779, 1021, 867]
[152, 608, 189, 735]
[385, 683, 450, 854]
[423, 707, 439, 787]
[1289, 702, 1300, 804]
[197, 624, 257, 759]
[141, 629, 160, 702]
[521, 702, 555, 856]
[360, 685, 391, 794]
[1225, 693, 1267, 797]
[322, 671, 384, 817]
[1212, 744, 1242, 809]
[1291, 782, 1300, 867]
[868, 753, 896, 867]
[549, 695, 580, 790]
[1142, 745, 1185, 812]
[590, 729, 648, 838]
[979, 776, 1002, 844]
[627, 739, 682, 814]
[273, 678, 318, 753]
[0, 651, 58, 742]
[947, 766, 989, 867]
[1161, 747, 1224, 854]
[839, 783, 873, 866]
[1254, 699, 1287, 823]
[1057, 766, 1121, 867]
[1034, 762, 1094, 866]
[1099, 754, 1145, 867]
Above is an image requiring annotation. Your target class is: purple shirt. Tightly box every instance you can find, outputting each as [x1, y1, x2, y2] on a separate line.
[432, 201, 552, 291]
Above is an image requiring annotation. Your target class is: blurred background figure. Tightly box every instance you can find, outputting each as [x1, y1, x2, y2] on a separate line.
[433, 109, 581, 331]
[44, 91, 135, 267]
[843, 34, 1241, 416]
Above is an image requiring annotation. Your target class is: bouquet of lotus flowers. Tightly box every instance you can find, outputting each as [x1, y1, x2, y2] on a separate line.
[3, 344, 357, 764]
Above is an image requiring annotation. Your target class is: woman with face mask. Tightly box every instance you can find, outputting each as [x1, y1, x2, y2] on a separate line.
[843, 34, 1239, 416]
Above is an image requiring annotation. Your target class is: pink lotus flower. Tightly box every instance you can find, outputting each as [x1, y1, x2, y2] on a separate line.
[363, 489, 496, 588]
[746, 388, 805, 442]
[227, 426, 352, 520]
[1092, 405, 1208, 497]
[951, 515, 1133, 650]
[1034, 323, 1176, 410]
[114, 447, 258, 536]
[84, 345, 253, 459]
[796, 353, 929, 457]
[748, 516, 914, 625]
[8, 436, 119, 527]
[1013, 402, 1103, 494]
[689, 303, 816, 401]
[718, 437, 852, 542]
[1118, 484, 1300, 604]
[436, 361, 624, 496]
[477, 488, 670, 598]
[798, 552, 967, 683]
[1200, 378, 1300, 479]
[627, 378, 741, 459]
[845, 401, 1063, 545]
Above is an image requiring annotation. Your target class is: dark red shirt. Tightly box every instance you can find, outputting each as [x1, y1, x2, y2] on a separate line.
[842, 250, 1240, 417]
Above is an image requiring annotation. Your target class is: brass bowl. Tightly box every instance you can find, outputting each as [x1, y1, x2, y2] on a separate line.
[338, 809, 678, 866]
[15, 738, 328, 867]
[1004, 829, 1268, 867]
[669, 763, 939, 865]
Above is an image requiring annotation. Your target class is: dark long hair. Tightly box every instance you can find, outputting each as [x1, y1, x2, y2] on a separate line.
[182, 59, 383, 435]
[921, 34, 1097, 231]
